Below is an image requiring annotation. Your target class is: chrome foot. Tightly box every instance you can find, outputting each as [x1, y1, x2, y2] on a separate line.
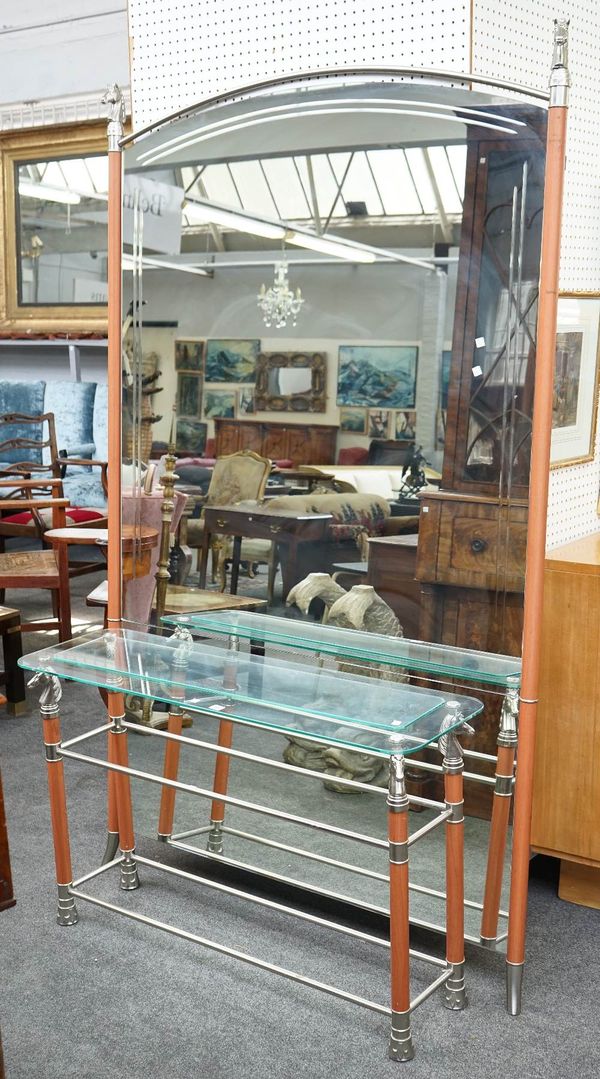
[119, 850, 140, 891]
[479, 935, 497, 950]
[207, 821, 224, 855]
[389, 1010, 415, 1062]
[102, 831, 120, 865]
[57, 883, 78, 926]
[157, 833, 170, 843]
[443, 962, 467, 1010]
[506, 961, 523, 1016]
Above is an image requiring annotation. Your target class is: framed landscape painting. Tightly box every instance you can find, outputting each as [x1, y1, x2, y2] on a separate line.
[175, 417, 207, 454]
[177, 373, 201, 416]
[395, 410, 416, 440]
[339, 407, 367, 434]
[175, 339, 204, 371]
[205, 339, 260, 383]
[368, 409, 391, 439]
[204, 390, 236, 419]
[337, 345, 418, 408]
[550, 295, 600, 468]
[237, 387, 255, 416]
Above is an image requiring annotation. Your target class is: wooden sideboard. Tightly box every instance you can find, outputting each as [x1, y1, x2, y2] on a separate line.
[531, 533, 600, 908]
[214, 418, 338, 466]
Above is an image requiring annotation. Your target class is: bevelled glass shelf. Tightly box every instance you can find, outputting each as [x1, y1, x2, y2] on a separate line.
[161, 610, 521, 688]
[19, 628, 484, 756]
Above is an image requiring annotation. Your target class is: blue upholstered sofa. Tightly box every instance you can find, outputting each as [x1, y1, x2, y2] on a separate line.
[0, 380, 108, 508]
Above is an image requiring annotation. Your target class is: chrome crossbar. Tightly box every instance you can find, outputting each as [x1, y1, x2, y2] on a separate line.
[59, 748, 387, 848]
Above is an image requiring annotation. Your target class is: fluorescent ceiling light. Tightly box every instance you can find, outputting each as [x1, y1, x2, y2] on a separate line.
[184, 199, 285, 240]
[285, 229, 376, 263]
[19, 181, 81, 205]
[185, 197, 380, 263]
[122, 254, 210, 276]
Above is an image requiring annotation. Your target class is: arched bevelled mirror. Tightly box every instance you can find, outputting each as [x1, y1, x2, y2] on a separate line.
[120, 76, 547, 948]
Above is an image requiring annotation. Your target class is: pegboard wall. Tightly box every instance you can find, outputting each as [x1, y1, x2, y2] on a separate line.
[473, 2, 600, 547]
[127, 1, 470, 126]
[126, 0, 600, 548]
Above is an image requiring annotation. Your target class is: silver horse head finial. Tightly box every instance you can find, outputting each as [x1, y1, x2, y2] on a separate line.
[28, 671, 62, 714]
[498, 677, 519, 748]
[387, 753, 409, 810]
[101, 83, 126, 124]
[102, 83, 126, 149]
[172, 626, 193, 667]
[438, 702, 474, 767]
[550, 17, 570, 105]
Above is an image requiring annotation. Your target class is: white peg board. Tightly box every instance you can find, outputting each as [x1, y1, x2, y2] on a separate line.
[473, 2, 600, 547]
[127, 1, 470, 127]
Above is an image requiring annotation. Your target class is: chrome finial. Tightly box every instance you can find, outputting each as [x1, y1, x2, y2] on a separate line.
[549, 17, 571, 107]
[28, 671, 62, 714]
[438, 702, 474, 767]
[102, 83, 126, 149]
[387, 754, 409, 810]
[498, 679, 519, 747]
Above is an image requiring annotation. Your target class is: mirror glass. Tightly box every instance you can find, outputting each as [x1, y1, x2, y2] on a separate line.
[15, 153, 108, 305]
[271, 368, 311, 396]
[122, 77, 546, 949]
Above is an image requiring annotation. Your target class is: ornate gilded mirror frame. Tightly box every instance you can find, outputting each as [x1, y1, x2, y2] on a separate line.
[0, 121, 108, 333]
[255, 351, 327, 412]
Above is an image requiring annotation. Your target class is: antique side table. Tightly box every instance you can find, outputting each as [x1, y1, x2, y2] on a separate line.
[199, 505, 332, 599]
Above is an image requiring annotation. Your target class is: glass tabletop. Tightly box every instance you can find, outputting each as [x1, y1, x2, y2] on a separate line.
[161, 610, 521, 688]
[19, 628, 484, 757]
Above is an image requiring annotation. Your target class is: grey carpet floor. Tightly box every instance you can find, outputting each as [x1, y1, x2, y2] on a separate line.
[1, 566, 600, 1078]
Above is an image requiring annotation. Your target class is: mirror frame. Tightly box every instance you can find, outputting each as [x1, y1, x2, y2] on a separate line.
[255, 350, 327, 412]
[0, 121, 108, 333]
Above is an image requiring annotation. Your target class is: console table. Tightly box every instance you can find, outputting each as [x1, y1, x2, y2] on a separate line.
[20, 624, 486, 1061]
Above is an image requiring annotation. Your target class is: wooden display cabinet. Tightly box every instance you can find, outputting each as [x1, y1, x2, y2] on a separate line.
[214, 418, 338, 466]
[414, 111, 545, 816]
[531, 534, 600, 909]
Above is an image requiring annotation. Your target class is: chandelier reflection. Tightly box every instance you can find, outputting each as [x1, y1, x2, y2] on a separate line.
[257, 261, 304, 329]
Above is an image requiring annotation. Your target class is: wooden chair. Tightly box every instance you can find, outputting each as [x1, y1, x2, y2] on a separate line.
[0, 479, 72, 640]
[0, 411, 108, 578]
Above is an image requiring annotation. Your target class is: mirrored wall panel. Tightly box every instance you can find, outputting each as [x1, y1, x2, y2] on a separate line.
[120, 79, 546, 940]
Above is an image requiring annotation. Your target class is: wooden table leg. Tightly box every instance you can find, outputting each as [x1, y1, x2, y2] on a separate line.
[230, 534, 242, 595]
[388, 754, 414, 1061]
[480, 680, 518, 945]
[31, 672, 78, 926]
[441, 725, 467, 1011]
[157, 630, 191, 841]
[2, 616, 26, 715]
[199, 526, 211, 589]
[0, 766, 15, 912]
[279, 539, 297, 602]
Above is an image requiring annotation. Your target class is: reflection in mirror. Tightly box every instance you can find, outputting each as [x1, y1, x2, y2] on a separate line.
[120, 77, 546, 949]
[16, 154, 108, 305]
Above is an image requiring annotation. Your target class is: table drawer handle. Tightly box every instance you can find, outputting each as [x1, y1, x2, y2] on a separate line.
[269, 524, 282, 534]
[215, 518, 227, 528]
[470, 537, 488, 554]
